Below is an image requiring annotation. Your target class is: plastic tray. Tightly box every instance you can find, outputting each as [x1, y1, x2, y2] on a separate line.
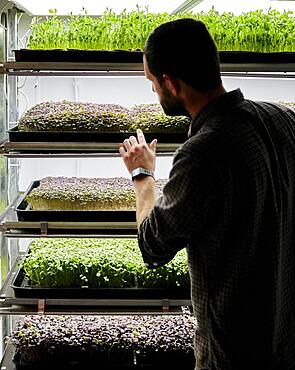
[13, 348, 195, 370]
[13, 49, 143, 63]
[8, 126, 187, 144]
[219, 51, 295, 64]
[13, 349, 135, 370]
[13, 49, 295, 64]
[16, 180, 136, 222]
[11, 268, 190, 299]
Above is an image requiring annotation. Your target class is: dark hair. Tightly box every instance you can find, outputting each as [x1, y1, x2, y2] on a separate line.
[144, 18, 222, 92]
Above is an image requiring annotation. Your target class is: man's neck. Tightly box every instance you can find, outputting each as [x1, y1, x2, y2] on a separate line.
[184, 85, 227, 120]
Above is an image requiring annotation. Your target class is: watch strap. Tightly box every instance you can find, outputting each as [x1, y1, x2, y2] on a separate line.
[131, 167, 155, 181]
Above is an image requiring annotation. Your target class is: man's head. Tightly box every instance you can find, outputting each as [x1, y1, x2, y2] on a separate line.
[144, 18, 222, 116]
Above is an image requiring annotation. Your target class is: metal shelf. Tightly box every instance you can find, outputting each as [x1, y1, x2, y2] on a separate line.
[0, 304, 191, 315]
[0, 261, 191, 315]
[0, 343, 15, 370]
[221, 71, 295, 79]
[0, 230, 138, 238]
[2, 61, 144, 73]
[2, 152, 176, 158]
[3, 61, 295, 76]
[0, 300, 191, 315]
[1, 141, 180, 156]
[220, 64, 295, 74]
[0, 197, 138, 237]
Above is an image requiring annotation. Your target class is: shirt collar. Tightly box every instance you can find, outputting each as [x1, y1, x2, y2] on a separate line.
[188, 89, 245, 138]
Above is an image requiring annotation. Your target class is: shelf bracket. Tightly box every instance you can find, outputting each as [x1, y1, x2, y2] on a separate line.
[40, 221, 48, 236]
[38, 299, 46, 315]
[162, 299, 170, 313]
[0, 222, 7, 232]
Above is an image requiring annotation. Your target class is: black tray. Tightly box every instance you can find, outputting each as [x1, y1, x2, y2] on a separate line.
[13, 49, 295, 64]
[16, 180, 136, 222]
[11, 268, 190, 299]
[13, 348, 135, 370]
[13, 348, 195, 370]
[13, 49, 143, 63]
[219, 51, 295, 64]
[8, 126, 187, 143]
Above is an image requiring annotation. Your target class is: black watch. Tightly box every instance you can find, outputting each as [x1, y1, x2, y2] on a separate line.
[131, 167, 155, 182]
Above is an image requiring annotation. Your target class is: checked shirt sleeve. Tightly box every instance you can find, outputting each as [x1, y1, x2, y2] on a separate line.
[138, 146, 216, 268]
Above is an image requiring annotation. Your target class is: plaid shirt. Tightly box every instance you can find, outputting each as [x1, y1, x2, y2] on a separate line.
[138, 89, 295, 370]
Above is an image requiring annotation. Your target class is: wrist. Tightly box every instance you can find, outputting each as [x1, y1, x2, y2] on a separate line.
[131, 167, 155, 182]
[133, 175, 155, 187]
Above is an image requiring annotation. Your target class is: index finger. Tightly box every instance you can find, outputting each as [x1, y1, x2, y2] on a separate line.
[136, 129, 146, 144]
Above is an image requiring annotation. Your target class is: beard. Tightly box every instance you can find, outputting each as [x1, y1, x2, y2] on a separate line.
[159, 84, 189, 117]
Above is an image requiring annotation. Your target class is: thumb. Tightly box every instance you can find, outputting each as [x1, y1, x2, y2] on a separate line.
[150, 139, 157, 153]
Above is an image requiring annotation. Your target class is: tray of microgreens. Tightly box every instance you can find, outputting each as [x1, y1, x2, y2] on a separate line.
[10, 314, 195, 369]
[15, 177, 166, 222]
[11, 239, 190, 299]
[8, 102, 190, 143]
[13, 9, 295, 64]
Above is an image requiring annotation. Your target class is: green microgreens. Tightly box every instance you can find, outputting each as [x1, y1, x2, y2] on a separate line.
[21, 238, 190, 289]
[27, 8, 295, 52]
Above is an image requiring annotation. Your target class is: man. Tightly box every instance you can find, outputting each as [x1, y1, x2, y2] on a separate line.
[119, 19, 295, 370]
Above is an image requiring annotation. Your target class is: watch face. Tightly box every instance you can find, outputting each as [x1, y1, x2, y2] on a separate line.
[134, 168, 141, 176]
[131, 168, 141, 179]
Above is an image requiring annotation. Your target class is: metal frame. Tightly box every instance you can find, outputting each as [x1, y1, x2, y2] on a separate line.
[1, 232, 138, 238]
[3, 61, 295, 75]
[1, 152, 176, 158]
[0, 342, 14, 370]
[1, 141, 180, 155]
[171, 0, 205, 15]
[0, 301, 192, 315]
[221, 71, 295, 79]
[3, 62, 144, 73]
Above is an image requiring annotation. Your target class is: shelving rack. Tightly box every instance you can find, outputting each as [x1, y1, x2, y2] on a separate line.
[0, 6, 295, 369]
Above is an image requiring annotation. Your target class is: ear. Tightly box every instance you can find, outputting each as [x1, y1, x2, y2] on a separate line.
[162, 74, 180, 97]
